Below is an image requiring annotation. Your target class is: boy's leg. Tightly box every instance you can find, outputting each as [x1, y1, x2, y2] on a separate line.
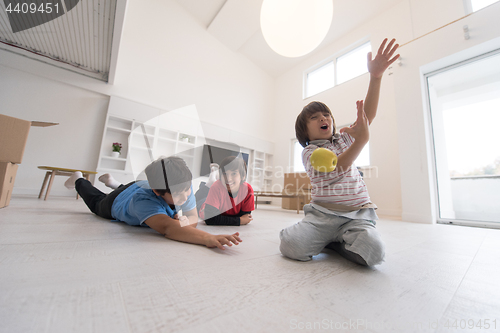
[64, 171, 83, 189]
[194, 182, 210, 213]
[195, 164, 220, 212]
[75, 178, 110, 218]
[325, 242, 368, 266]
[206, 163, 219, 187]
[98, 173, 121, 189]
[75, 179, 135, 219]
[279, 205, 344, 261]
[335, 219, 385, 266]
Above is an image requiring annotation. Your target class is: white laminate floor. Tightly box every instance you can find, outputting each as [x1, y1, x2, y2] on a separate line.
[1, 195, 500, 333]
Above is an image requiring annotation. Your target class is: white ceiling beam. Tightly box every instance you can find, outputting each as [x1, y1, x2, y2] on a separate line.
[207, 0, 263, 52]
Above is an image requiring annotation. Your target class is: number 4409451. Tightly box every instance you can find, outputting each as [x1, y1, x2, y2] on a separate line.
[5, 2, 60, 14]
[444, 319, 497, 330]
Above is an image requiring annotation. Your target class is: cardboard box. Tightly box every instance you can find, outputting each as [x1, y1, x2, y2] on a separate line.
[0, 162, 18, 208]
[281, 189, 311, 211]
[0, 114, 57, 207]
[283, 172, 311, 192]
[0, 114, 31, 164]
[0, 114, 58, 164]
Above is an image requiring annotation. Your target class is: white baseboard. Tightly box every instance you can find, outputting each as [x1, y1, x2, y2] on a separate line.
[402, 212, 434, 224]
[376, 208, 402, 219]
[12, 187, 77, 198]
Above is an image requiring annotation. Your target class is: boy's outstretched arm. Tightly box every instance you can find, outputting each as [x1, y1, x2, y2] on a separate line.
[364, 38, 400, 124]
[144, 214, 242, 250]
[336, 101, 369, 172]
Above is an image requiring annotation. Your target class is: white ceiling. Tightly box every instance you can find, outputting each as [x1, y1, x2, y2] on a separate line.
[0, 0, 403, 81]
[0, 0, 118, 81]
[174, 0, 402, 77]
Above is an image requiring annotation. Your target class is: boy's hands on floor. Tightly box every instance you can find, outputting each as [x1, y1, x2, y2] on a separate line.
[240, 214, 253, 225]
[205, 232, 242, 250]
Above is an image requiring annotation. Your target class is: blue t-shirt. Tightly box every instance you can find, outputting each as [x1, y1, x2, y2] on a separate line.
[111, 180, 196, 226]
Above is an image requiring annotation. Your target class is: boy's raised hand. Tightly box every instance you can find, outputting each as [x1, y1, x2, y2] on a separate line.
[206, 232, 242, 250]
[340, 100, 369, 144]
[368, 38, 400, 79]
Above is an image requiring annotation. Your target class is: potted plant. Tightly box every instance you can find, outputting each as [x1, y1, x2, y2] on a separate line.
[111, 142, 122, 158]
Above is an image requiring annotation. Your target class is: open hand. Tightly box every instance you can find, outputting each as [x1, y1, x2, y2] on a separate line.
[340, 100, 369, 144]
[368, 38, 400, 79]
[206, 232, 242, 250]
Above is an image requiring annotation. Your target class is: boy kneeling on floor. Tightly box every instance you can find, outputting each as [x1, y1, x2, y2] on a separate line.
[65, 156, 241, 250]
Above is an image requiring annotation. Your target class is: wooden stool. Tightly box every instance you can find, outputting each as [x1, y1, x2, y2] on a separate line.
[38, 166, 98, 200]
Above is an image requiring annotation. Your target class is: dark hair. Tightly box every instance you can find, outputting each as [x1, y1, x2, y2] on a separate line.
[219, 155, 247, 183]
[145, 156, 192, 196]
[295, 101, 336, 147]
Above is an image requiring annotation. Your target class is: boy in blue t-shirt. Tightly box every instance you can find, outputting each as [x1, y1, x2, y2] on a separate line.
[65, 156, 242, 250]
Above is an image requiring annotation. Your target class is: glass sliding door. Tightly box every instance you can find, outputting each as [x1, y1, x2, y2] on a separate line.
[426, 50, 500, 226]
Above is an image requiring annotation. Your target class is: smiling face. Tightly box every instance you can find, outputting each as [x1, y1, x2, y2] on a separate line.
[222, 169, 242, 194]
[306, 111, 334, 142]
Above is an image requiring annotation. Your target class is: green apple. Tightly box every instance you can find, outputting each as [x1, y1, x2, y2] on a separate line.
[310, 148, 337, 172]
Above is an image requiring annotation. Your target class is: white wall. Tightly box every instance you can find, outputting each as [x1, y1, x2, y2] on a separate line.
[0, 66, 109, 196]
[112, 0, 275, 140]
[0, 0, 275, 197]
[392, 2, 500, 223]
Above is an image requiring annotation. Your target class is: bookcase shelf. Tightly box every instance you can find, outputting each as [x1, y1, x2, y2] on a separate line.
[248, 151, 274, 193]
[96, 114, 200, 191]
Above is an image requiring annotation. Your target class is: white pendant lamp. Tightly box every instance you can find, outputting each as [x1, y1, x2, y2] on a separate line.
[260, 0, 333, 58]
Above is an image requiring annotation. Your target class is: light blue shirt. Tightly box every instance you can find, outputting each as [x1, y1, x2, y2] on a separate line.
[111, 180, 196, 226]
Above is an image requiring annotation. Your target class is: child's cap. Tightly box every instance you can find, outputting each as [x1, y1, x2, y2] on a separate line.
[145, 156, 192, 194]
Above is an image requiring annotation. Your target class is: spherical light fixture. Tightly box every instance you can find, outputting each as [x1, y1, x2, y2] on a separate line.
[260, 0, 333, 58]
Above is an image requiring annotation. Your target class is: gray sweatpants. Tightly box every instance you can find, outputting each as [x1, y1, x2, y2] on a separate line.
[279, 204, 385, 266]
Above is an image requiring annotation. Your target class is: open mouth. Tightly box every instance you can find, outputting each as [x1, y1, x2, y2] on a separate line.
[320, 124, 329, 130]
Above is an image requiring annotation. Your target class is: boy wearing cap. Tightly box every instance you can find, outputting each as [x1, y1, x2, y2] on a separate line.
[65, 156, 241, 250]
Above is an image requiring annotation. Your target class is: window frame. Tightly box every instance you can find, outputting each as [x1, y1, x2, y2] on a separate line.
[290, 138, 306, 173]
[464, 0, 500, 13]
[336, 41, 372, 85]
[303, 38, 371, 99]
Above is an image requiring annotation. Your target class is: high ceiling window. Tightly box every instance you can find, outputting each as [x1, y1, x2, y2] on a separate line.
[471, 0, 499, 11]
[304, 41, 371, 98]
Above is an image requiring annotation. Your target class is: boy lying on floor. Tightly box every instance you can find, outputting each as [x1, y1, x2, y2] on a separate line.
[65, 156, 241, 250]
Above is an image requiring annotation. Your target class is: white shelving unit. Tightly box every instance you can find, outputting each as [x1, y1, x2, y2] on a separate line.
[96, 114, 199, 192]
[248, 150, 274, 193]
[264, 153, 274, 191]
[96, 96, 275, 194]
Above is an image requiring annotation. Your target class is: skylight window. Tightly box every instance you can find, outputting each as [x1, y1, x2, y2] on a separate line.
[304, 41, 371, 98]
[336, 42, 371, 85]
[471, 0, 499, 11]
[306, 62, 335, 98]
